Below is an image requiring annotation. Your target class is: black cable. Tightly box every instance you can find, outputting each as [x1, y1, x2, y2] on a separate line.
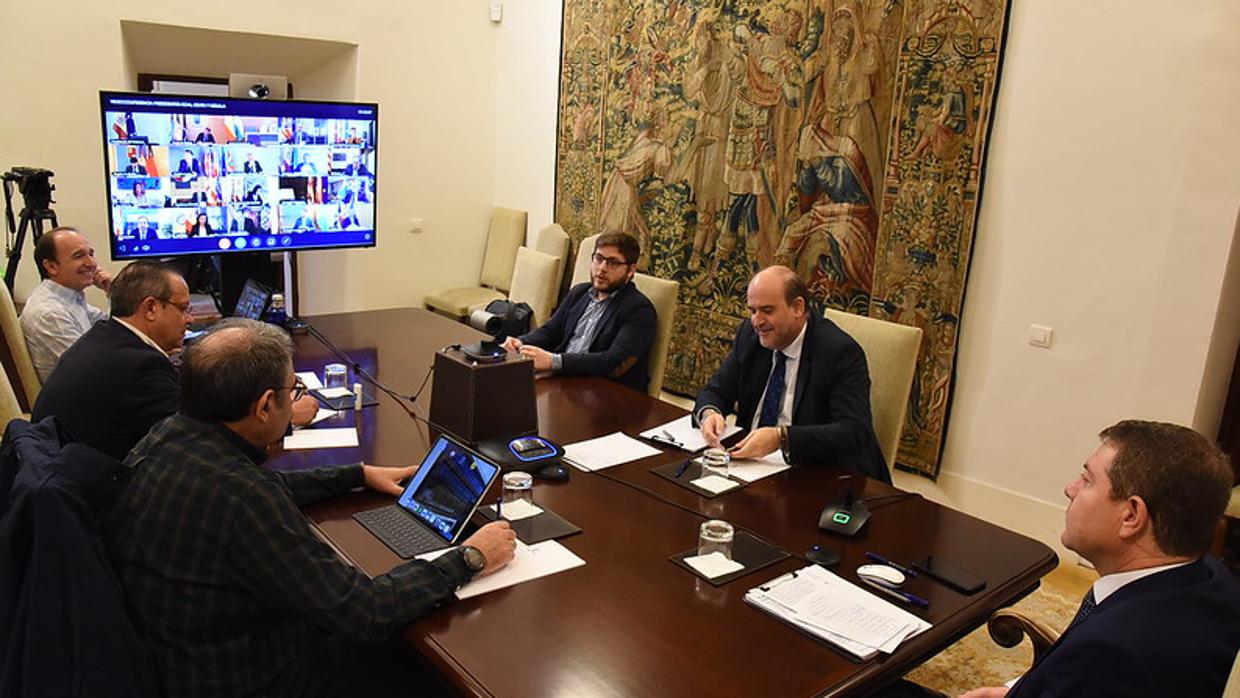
[302, 320, 432, 427]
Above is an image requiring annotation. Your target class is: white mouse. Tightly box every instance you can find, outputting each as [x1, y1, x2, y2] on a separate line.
[857, 564, 906, 586]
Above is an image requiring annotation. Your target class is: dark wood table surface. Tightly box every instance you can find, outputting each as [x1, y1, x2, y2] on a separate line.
[270, 308, 1057, 697]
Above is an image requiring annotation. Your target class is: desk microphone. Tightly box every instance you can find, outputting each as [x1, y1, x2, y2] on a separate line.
[818, 481, 871, 536]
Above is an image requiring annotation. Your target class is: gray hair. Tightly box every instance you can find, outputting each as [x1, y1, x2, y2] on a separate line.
[180, 318, 293, 422]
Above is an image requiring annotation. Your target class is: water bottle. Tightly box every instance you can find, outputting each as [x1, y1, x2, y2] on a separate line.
[265, 292, 288, 327]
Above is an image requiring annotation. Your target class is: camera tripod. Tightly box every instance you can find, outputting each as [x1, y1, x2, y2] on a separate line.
[3, 169, 57, 292]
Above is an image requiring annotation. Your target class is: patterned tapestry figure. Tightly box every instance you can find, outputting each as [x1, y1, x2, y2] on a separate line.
[597, 110, 673, 270]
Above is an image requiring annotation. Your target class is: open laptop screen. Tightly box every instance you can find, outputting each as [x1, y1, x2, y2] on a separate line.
[397, 436, 500, 544]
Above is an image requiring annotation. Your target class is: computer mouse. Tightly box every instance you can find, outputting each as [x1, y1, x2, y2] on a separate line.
[536, 463, 569, 481]
[804, 544, 841, 567]
[857, 563, 906, 586]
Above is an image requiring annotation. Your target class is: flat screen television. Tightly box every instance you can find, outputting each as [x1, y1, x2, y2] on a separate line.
[99, 90, 377, 260]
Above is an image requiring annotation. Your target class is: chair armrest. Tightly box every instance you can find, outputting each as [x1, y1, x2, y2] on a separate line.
[988, 609, 1060, 663]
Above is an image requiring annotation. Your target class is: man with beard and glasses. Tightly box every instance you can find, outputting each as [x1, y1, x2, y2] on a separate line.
[502, 232, 656, 392]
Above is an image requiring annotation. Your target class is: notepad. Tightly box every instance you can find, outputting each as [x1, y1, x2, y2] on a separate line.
[690, 474, 741, 494]
[282, 427, 359, 450]
[683, 551, 744, 579]
[745, 565, 931, 660]
[562, 432, 660, 471]
[639, 414, 742, 452]
[729, 451, 791, 483]
[295, 371, 324, 390]
[419, 540, 585, 599]
[484, 501, 544, 521]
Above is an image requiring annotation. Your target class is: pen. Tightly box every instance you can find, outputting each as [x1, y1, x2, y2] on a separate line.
[865, 551, 918, 577]
[496, 493, 502, 520]
[660, 429, 683, 447]
[674, 459, 691, 479]
[859, 578, 929, 608]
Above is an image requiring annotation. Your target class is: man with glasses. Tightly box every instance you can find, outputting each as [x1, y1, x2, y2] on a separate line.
[106, 319, 516, 697]
[32, 261, 316, 460]
[502, 231, 657, 392]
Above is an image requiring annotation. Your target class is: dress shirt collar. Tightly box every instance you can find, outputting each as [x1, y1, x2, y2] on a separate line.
[113, 317, 170, 357]
[1091, 560, 1191, 605]
[777, 320, 808, 361]
[39, 278, 88, 305]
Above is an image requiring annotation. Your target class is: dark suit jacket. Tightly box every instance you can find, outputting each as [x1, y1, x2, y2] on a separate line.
[33, 319, 179, 462]
[1009, 557, 1240, 697]
[518, 281, 656, 393]
[694, 313, 889, 483]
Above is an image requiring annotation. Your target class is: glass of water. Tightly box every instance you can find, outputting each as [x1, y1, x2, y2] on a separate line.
[701, 447, 730, 479]
[698, 519, 735, 559]
[323, 363, 348, 391]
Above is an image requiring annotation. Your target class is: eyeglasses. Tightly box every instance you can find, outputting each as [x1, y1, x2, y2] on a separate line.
[591, 252, 632, 270]
[159, 298, 193, 316]
[274, 378, 308, 402]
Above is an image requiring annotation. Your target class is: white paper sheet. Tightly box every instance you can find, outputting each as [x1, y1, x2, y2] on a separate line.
[308, 408, 338, 425]
[296, 371, 324, 390]
[316, 386, 353, 399]
[639, 414, 742, 452]
[484, 501, 544, 521]
[282, 427, 359, 450]
[562, 432, 661, 471]
[729, 451, 791, 483]
[419, 540, 585, 599]
[684, 551, 744, 578]
[690, 474, 741, 494]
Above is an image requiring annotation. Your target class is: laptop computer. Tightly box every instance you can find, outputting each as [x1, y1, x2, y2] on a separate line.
[353, 435, 501, 559]
[232, 278, 272, 320]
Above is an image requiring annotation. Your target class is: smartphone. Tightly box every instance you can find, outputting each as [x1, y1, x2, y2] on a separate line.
[914, 555, 986, 595]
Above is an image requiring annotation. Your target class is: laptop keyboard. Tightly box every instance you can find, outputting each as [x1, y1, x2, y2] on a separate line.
[353, 506, 449, 559]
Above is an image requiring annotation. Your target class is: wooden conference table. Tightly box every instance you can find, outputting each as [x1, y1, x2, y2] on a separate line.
[269, 308, 1057, 697]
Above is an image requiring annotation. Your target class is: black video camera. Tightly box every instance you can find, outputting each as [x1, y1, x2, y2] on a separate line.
[2, 167, 55, 210]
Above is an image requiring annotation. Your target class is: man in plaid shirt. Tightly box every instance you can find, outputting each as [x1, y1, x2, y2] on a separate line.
[105, 319, 516, 697]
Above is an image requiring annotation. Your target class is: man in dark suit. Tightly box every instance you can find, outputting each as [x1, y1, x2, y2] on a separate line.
[694, 265, 888, 482]
[32, 261, 189, 461]
[961, 420, 1239, 698]
[502, 232, 656, 392]
[243, 153, 263, 173]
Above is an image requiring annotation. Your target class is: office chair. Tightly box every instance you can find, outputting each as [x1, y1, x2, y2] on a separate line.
[533, 224, 570, 299]
[508, 247, 561, 330]
[424, 207, 527, 320]
[631, 273, 678, 397]
[570, 233, 602, 286]
[823, 309, 922, 471]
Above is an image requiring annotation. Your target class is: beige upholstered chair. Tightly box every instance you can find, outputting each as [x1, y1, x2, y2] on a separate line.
[424, 207, 527, 319]
[632, 273, 678, 397]
[1225, 648, 1240, 698]
[0, 360, 23, 429]
[507, 248, 561, 330]
[823, 309, 922, 470]
[533, 224, 570, 296]
[570, 233, 602, 286]
[0, 281, 39, 411]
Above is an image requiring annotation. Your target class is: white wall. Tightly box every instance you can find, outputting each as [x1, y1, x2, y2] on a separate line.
[0, 0, 500, 315]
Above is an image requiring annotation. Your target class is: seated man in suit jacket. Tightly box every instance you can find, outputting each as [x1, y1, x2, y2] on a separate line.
[502, 232, 656, 393]
[960, 420, 1240, 698]
[32, 261, 316, 461]
[694, 265, 888, 483]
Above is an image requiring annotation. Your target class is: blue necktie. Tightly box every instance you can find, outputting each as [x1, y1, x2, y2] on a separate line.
[1066, 588, 1096, 633]
[758, 351, 786, 428]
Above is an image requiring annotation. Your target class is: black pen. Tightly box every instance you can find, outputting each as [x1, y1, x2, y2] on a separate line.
[865, 551, 918, 577]
[859, 577, 930, 608]
[496, 493, 502, 519]
[674, 459, 691, 479]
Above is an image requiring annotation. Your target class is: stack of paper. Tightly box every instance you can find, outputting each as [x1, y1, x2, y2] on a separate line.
[419, 540, 585, 599]
[745, 565, 931, 660]
[562, 432, 660, 471]
[728, 450, 791, 483]
[639, 414, 742, 452]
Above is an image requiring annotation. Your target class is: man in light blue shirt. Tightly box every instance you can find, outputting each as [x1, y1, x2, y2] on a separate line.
[20, 227, 113, 381]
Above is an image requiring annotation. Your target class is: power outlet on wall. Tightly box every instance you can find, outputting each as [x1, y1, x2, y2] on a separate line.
[410, 218, 424, 234]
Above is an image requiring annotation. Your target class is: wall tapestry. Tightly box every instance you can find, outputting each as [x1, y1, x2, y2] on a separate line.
[555, 0, 1010, 477]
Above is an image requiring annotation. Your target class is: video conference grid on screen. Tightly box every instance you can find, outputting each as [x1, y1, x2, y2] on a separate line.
[100, 92, 377, 260]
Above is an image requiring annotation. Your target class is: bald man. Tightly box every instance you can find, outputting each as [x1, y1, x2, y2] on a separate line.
[693, 265, 888, 482]
[20, 227, 113, 381]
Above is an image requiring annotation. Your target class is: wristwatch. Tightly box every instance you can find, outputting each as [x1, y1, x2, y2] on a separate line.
[460, 545, 487, 574]
[778, 425, 791, 462]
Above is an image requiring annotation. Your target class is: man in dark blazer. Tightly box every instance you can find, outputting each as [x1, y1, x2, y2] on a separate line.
[694, 265, 888, 482]
[961, 420, 1240, 698]
[32, 262, 190, 461]
[502, 232, 656, 392]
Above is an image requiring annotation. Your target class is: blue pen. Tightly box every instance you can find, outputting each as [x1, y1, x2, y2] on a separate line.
[859, 577, 930, 608]
[865, 551, 918, 577]
[674, 459, 691, 479]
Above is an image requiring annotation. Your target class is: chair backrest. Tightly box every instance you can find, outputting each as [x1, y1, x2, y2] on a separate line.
[533, 223, 570, 294]
[478, 207, 528, 293]
[0, 361, 22, 429]
[571, 233, 602, 286]
[508, 247, 561, 330]
[0, 282, 39, 410]
[823, 308, 922, 469]
[632, 273, 679, 397]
